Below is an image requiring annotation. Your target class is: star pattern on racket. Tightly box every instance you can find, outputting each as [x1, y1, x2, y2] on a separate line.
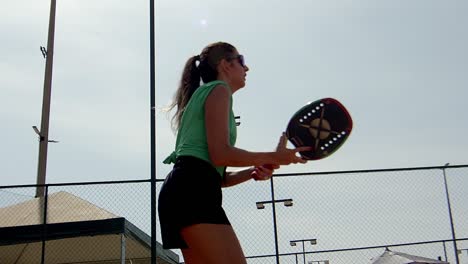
[298, 105, 347, 152]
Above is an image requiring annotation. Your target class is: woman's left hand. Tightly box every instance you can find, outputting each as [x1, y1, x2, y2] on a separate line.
[252, 164, 279, 181]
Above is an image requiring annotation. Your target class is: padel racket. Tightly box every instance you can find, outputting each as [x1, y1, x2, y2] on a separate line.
[286, 98, 353, 160]
[252, 98, 352, 179]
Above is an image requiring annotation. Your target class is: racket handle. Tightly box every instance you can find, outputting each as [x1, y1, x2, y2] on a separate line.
[251, 164, 274, 180]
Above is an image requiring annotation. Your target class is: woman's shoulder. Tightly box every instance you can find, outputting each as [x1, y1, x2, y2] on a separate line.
[203, 80, 229, 88]
[203, 80, 232, 94]
[190, 81, 230, 103]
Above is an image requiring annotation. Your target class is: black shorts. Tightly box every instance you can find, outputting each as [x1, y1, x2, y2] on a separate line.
[157, 156, 231, 249]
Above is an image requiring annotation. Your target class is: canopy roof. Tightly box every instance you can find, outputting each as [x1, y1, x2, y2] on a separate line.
[0, 191, 179, 264]
[371, 248, 449, 264]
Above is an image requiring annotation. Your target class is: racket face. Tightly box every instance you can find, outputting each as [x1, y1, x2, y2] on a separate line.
[286, 98, 353, 160]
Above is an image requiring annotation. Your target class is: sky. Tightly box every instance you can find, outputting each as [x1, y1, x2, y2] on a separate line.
[1, 0, 468, 263]
[2, 0, 468, 187]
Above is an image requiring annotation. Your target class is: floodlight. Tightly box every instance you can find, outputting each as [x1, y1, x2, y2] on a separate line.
[284, 199, 293, 207]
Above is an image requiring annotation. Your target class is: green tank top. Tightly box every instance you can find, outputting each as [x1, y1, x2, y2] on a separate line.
[163, 80, 237, 177]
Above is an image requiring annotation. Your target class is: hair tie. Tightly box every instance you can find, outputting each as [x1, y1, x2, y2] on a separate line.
[194, 55, 202, 68]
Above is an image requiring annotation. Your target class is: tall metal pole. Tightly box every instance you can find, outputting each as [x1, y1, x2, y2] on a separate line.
[442, 163, 459, 264]
[36, 0, 57, 198]
[149, 0, 157, 263]
[270, 177, 280, 264]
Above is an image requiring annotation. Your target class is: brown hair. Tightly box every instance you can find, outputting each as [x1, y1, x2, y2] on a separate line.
[167, 42, 237, 131]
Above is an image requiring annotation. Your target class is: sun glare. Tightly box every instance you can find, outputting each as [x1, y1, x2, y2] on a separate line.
[200, 19, 208, 27]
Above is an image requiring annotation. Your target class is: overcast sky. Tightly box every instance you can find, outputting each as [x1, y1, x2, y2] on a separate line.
[2, 0, 467, 187]
[2, 0, 468, 263]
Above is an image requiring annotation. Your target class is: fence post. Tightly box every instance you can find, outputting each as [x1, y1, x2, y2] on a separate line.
[149, 0, 156, 262]
[41, 185, 49, 264]
[270, 177, 280, 264]
[442, 164, 459, 264]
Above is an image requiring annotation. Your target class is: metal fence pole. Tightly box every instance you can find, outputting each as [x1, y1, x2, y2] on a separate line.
[120, 234, 126, 264]
[443, 241, 448, 261]
[442, 164, 459, 264]
[41, 185, 49, 264]
[149, 0, 156, 263]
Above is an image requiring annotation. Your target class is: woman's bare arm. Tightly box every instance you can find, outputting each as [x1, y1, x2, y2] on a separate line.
[205, 85, 309, 167]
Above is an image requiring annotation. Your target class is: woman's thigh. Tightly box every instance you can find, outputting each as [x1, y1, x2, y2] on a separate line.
[181, 224, 247, 264]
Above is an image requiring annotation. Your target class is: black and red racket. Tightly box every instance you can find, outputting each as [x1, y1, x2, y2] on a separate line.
[286, 97, 353, 160]
[252, 98, 352, 179]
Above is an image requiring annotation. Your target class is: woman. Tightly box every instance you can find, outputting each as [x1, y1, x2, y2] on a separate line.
[158, 42, 310, 264]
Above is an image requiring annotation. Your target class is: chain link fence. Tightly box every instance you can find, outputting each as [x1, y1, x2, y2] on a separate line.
[1, 165, 466, 263]
[222, 165, 468, 264]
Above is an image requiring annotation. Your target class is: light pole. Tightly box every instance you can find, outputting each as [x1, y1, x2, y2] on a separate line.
[442, 163, 460, 264]
[256, 177, 293, 264]
[256, 198, 293, 264]
[308, 261, 329, 264]
[290, 238, 317, 264]
[35, 0, 57, 198]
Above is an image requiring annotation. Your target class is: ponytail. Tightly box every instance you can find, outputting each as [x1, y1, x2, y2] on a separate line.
[168, 55, 201, 131]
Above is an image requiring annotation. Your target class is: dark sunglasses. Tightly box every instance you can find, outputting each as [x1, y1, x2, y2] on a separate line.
[228, 55, 246, 67]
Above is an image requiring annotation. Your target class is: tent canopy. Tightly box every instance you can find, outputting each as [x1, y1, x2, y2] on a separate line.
[0, 191, 179, 264]
[371, 248, 449, 264]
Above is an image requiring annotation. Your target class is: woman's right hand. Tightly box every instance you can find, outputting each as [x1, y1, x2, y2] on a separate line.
[272, 132, 311, 165]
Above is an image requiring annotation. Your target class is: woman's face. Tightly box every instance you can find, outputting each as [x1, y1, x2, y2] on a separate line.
[226, 50, 249, 90]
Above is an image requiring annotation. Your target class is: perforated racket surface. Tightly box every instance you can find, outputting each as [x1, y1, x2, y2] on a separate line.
[286, 98, 353, 160]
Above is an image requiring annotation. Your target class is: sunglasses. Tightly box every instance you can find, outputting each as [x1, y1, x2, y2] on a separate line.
[228, 55, 246, 68]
